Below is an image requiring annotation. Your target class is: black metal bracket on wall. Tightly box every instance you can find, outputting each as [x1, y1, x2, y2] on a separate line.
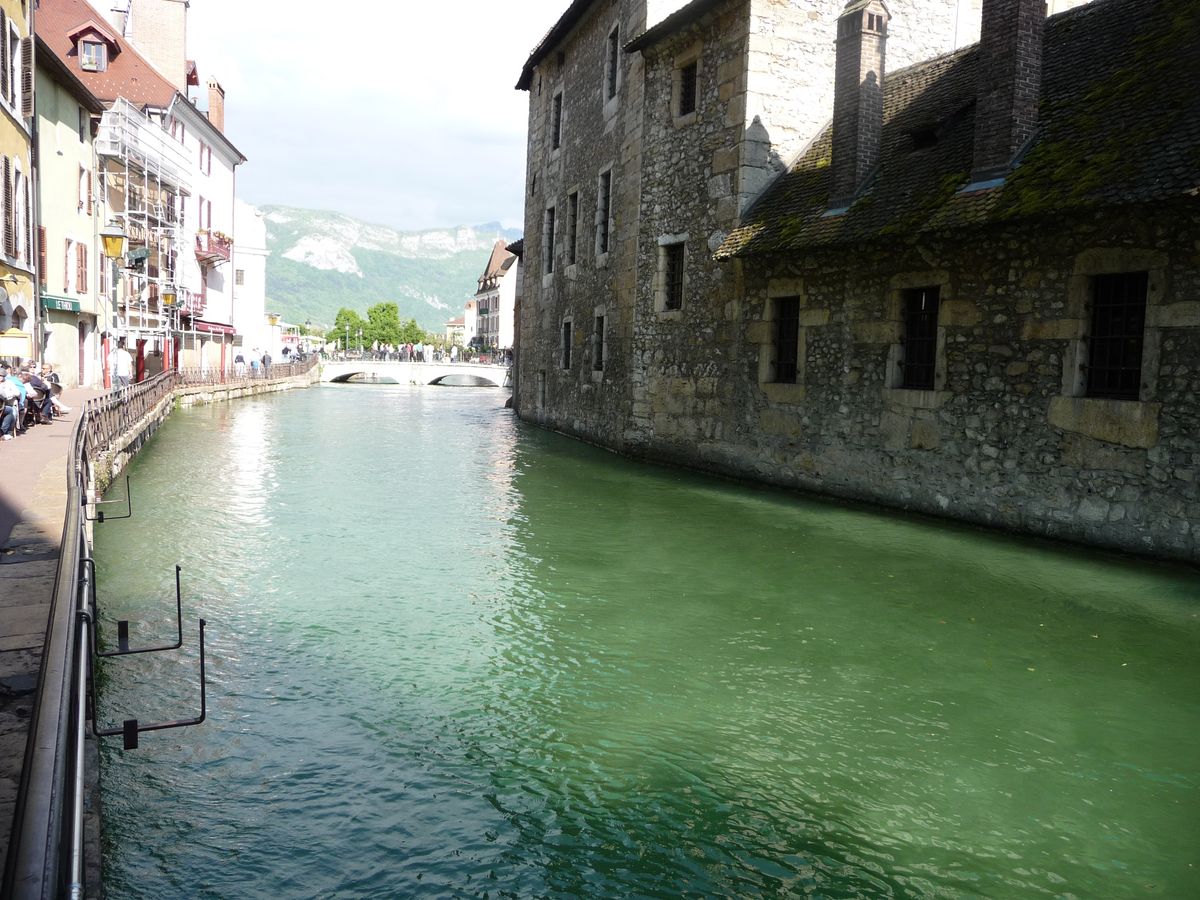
[80, 556, 210, 751]
[86, 475, 133, 523]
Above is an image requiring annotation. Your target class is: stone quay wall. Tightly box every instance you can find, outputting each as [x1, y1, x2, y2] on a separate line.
[619, 208, 1199, 562]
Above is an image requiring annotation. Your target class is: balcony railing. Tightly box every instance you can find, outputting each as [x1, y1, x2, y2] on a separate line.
[95, 98, 191, 188]
[194, 230, 232, 265]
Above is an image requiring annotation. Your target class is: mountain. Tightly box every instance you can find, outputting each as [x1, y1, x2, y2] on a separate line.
[263, 206, 522, 331]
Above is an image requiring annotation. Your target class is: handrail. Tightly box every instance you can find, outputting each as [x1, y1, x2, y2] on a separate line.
[2, 357, 317, 897]
[2, 408, 88, 899]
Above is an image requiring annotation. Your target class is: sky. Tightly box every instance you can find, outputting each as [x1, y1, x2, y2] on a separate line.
[186, 0, 576, 234]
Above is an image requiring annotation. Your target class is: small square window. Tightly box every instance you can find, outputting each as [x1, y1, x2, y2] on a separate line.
[80, 40, 107, 72]
[235, 269, 245, 286]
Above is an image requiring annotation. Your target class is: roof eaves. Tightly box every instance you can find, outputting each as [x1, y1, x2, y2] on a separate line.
[625, 0, 730, 54]
[516, 0, 597, 91]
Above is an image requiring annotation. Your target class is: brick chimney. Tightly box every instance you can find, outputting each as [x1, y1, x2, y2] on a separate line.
[969, 0, 1045, 185]
[829, 0, 890, 212]
[207, 79, 225, 133]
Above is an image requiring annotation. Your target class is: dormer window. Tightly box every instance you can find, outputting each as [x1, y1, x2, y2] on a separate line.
[80, 40, 107, 72]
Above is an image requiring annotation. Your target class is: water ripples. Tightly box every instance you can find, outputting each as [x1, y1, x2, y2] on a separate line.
[94, 387, 1200, 898]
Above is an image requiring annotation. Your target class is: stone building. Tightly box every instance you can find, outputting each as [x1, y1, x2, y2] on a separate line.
[514, 0, 1199, 563]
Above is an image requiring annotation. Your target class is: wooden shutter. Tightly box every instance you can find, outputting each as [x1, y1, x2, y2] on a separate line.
[81, 244, 88, 293]
[0, 11, 7, 107]
[87, 171, 93, 215]
[2, 157, 12, 259]
[37, 225, 45, 287]
[23, 176, 30, 263]
[63, 239, 70, 292]
[19, 35, 31, 119]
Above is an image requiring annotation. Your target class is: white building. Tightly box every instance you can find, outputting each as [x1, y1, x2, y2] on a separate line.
[232, 199, 268, 352]
[473, 240, 518, 350]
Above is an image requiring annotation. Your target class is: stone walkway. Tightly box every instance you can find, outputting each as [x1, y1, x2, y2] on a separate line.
[0, 387, 101, 877]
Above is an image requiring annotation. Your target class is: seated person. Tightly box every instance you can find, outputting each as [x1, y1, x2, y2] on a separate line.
[20, 367, 55, 424]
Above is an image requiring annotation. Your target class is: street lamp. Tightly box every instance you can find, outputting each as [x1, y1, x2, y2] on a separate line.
[100, 221, 127, 388]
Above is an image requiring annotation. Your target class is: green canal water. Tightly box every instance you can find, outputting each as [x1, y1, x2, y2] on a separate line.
[94, 386, 1200, 898]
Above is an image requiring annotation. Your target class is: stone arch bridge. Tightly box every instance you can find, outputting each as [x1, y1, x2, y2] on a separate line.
[321, 360, 511, 388]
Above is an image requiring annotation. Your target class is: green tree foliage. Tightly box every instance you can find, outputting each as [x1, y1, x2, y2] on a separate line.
[398, 318, 426, 345]
[365, 302, 403, 347]
[329, 307, 367, 350]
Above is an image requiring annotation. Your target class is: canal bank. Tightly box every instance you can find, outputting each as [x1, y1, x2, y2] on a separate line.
[0, 360, 318, 898]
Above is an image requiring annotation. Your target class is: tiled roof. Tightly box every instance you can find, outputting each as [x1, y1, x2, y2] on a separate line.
[717, 0, 1200, 259]
[37, 0, 177, 109]
[480, 239, 516, 280]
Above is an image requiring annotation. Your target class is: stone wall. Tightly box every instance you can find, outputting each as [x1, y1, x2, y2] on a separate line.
[648, 208, 1200, 562]
[516, 0, 648, 441]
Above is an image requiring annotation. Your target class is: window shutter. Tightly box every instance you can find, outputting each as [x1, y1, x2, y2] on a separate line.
[64, 239, 70, 292]
[19, 35, 31, 119]
[37, 225, 45, 287]
[87, 170, 93, 215]
[2, 157, 12, 259]
[0, 11, 7, 107]
[23, 176, 30, 263]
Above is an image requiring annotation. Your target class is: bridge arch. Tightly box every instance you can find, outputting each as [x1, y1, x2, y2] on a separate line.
[428, 373, 504, 388]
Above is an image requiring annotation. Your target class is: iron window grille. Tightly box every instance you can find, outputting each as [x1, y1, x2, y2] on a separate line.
[606, 28, 620, 100]
[679, 61, 698, 117]
[901, 286, 939, 390]
[597, 171, 612, 255]
[594, 315, 605, 371]
[1086, 271, 1147, 400]
[774, 297, 801, 383]
[544, 206, 556, 274]
[562, 320, 572, 370]
[567, 192, 579, 265]
[664, 243, 685, 311]
[551, 93, 563, 150]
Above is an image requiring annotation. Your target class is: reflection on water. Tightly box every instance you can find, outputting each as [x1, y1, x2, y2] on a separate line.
[95, 386, 1200, 898]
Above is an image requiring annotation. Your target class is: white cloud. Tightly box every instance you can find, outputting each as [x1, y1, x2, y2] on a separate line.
[188, 0, 570, 231]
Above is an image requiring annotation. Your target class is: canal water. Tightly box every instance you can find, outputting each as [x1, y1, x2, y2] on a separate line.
[94, 387, 1199, 898]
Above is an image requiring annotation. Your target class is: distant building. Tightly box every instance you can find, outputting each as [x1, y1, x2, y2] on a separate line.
[233, 199, 268, 351]
[473, 239, 517, 350]
[444, 315, 465, 346]
[513, 0, 1199, 563]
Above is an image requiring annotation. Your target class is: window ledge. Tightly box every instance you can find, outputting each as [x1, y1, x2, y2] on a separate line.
[656, 308, 683, 320]
[1048, 396, 1160, 449]
[762, 382, 806, 404]
[591, 368, 603, 383]
[541, 272, 555, 287]
[884, 388, 950, 410]
[673, 111, 698, 129]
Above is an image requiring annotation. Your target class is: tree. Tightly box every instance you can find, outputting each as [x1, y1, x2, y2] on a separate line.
[398, 317, 425, 344]
[329, 307, 367, 350]
[365, 302, 402, 347]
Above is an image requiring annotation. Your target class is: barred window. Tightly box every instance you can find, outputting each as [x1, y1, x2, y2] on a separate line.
[901, 286, 939, 390]
[606, 27, 620, 100]
[773, 297, 801, 383]
[593, 314, 605, 371]
[1086, 272, 1147, 400]
[597, 170, 612, 255]
[551, 92, 563, 150]
[663, 243, 685, 311]
[678, 61, 698, 117]
[544, 206, 556, 274]
[567, 192, 579, 266]
[561, 319, 572, 370]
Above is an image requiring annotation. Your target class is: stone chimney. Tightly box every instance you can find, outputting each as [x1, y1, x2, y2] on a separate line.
[969, 0, 1045, 185]
[207, 79, 225, 133]
[829, 0, 890, 212]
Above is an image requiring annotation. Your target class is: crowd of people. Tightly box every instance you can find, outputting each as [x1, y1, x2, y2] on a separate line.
[0, 361, 72, 442]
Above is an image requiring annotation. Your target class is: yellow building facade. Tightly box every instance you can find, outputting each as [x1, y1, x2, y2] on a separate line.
[0, 0, 35, 366]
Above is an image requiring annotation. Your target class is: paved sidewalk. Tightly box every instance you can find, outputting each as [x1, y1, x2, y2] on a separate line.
[0, 387, 102, 876]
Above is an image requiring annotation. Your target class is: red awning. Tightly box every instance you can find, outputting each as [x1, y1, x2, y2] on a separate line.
[191, 320, 235, 336]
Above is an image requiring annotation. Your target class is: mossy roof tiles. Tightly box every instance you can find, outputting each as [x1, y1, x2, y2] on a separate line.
[717, 0, 1200, 260]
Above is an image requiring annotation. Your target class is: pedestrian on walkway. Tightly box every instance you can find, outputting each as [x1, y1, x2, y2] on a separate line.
[111, 340, 134, 387]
